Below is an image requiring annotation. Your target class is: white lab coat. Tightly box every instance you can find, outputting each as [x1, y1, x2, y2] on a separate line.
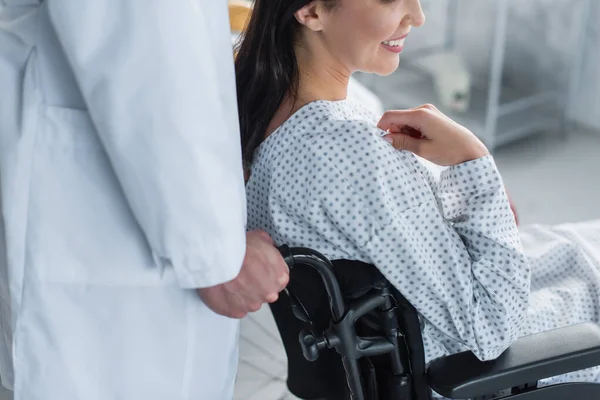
[0, 1, 247, 399]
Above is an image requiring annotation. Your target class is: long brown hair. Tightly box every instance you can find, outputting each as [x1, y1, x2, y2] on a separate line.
[235, 0, 336, 170]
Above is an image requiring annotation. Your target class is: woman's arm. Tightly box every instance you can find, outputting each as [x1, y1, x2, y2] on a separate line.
[409, 148, 520, 226]
[305, 120, 530, 361]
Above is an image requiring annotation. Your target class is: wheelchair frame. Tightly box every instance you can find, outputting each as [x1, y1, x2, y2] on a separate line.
[273, 245, 600, 400]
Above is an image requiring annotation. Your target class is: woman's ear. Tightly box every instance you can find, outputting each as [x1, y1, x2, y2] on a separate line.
[294, 2, 324, 32]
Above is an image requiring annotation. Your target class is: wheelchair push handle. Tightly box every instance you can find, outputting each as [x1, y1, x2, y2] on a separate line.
[278, 244, 296, 270]
[277, 244, 346, 321]
[276, 245, 399, 400]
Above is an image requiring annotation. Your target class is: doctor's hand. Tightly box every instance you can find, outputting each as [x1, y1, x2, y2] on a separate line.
[378, 104, 490, 166]
[197, 230, 289, 319]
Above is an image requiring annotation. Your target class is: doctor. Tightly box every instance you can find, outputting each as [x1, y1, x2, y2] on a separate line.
[0, 1, 288, 399]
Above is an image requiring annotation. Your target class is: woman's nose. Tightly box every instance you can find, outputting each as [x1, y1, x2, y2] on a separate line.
[407, 0, 426, 28]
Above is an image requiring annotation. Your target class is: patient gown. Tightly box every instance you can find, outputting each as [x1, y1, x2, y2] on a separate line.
[245, 99, 600, 386]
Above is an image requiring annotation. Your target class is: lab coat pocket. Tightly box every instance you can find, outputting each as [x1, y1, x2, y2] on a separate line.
[26, 105, 175, 286]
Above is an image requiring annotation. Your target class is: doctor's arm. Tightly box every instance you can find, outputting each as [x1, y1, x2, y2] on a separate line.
[47, 1, 250, 289]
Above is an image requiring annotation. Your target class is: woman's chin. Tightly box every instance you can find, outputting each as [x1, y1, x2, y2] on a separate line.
[356, 56, 400, 77]
[372, 59, 401, 77]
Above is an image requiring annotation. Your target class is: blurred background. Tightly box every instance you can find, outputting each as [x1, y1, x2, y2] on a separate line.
[229, 0, 600, 399]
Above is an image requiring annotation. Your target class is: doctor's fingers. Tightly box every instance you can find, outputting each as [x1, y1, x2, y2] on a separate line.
[253, 229, 275, 244]
[245, 260, 288, 303]
[206, 282, 264, 318]
[232, 262, 287, 303]
[245, 231, 290, 280]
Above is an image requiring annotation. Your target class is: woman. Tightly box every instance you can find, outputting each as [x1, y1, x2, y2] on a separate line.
[236, 0, 600, 392]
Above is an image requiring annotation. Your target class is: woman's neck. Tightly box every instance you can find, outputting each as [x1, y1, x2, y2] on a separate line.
[296, 47, 350, 103]
[265, 44, 351, 138]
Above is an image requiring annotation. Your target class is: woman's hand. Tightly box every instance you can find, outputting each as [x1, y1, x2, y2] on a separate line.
[378, 104, 490, 166]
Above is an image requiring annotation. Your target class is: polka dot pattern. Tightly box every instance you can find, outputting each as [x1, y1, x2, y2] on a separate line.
[245, 99, 600, 390]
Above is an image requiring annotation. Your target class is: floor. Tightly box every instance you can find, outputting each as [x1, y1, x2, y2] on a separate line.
[0, 130, 597, 400]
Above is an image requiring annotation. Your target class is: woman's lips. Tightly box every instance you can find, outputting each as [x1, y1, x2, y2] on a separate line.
[382, 43, 404, 53]
[381, 33, 409, 53]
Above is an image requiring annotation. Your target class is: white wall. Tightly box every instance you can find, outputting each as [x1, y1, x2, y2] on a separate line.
[397, 0, 600, 132]
[570, 1, 600, 131]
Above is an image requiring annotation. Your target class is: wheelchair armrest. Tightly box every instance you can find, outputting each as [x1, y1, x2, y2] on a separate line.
[427, 322, 600, 399]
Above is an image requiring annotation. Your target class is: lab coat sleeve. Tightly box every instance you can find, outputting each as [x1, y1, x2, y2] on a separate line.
[47, 1, 247, 289]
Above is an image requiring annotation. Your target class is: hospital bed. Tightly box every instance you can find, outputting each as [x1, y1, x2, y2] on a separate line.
[271, 245, 600, 400]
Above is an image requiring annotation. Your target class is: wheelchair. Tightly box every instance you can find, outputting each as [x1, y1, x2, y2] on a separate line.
[270, 245, 600, 400]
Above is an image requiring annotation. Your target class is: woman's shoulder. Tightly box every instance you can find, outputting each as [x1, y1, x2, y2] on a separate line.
[297, 102, 394, 157]
[249, 100, 436, 218]
[308, 118, 418, 176]
[294, 100, 382, 142]
[253, 99, 429, 184]
[253, 99, 380, 160]
[297, 98, 379, 120]
[293, 102, 445, 184]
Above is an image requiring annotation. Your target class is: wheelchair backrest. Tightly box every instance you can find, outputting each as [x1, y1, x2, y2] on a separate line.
[269, 259, 432, 400]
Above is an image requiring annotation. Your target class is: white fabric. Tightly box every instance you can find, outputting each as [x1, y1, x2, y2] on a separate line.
[246, 99, 600, 389]
[0, 0, 246, 398]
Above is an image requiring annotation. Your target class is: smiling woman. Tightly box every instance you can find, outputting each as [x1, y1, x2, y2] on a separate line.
[234, 0, 425, 171]
[381, 33, 409, 53]
[236, 1, 600, 398]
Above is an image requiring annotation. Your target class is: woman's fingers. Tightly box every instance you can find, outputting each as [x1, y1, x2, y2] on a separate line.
[377, 108, 426, 132]
[384, 133, 423, 154]
[378, 105, 489, 166]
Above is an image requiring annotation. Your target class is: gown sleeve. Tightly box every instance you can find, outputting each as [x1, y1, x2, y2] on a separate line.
[47, 0, 247, 288]
[307, 120, 531, 360]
